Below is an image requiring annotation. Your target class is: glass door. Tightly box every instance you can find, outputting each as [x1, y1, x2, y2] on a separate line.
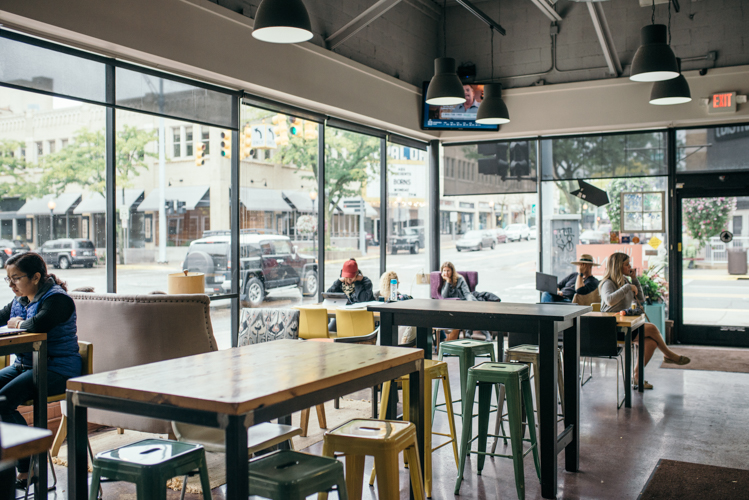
[679, 195, 749, 346]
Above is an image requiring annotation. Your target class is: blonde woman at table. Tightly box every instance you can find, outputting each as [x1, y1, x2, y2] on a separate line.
[0, 252, 82, 489]
[599, 252, 690, 390]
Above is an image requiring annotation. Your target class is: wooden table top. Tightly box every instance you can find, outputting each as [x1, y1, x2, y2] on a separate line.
[585, 312, 647, 329]
[67, 340, 422, 416]
[369, 299, 591, 321]
[0, 332, 46, 348]
[0, 422, 53, 462]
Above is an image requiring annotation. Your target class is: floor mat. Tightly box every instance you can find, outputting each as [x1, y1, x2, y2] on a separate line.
[659, 346, 749, 374]
[639, 459, 749, 499]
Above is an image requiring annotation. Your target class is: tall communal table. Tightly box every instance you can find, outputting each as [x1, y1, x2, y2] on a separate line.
[66, 340, 425, 500]
[369, 299, 591, 499]
[0, 333, 47, 500]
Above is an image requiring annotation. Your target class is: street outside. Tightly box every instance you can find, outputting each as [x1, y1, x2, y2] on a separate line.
[2, 239, 746, 349]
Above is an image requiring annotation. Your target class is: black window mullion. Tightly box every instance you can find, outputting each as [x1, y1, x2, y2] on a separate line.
[105, 64, 116, 293]
[317, 123, 325, 303]
[380, 138, 387, 277]
[428, 140, 440, 272]
[230, 96, 240, 348]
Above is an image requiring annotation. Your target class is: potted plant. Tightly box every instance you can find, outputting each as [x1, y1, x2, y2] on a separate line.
[638, 264, 669, 338]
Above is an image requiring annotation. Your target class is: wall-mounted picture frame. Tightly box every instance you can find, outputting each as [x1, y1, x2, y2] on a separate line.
[620, 191, 665, 233]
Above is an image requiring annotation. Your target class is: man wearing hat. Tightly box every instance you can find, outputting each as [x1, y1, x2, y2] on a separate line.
[541, 254, 600, 303]
[326, 258, 374, 304]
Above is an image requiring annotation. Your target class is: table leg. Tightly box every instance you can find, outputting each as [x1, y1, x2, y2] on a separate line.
[416, 326, 432, 360]
[624, 328, 632, 408]
[225, 415, 249, 500]
[32, 341, 47, 500]
[67, 392, 88, 500]
[538, 320, 558, 499]
[637, 325, 645, 393]
[408, 360, 424, 500]
[562, 320, 580, 473]
[380, 313, 399, 420]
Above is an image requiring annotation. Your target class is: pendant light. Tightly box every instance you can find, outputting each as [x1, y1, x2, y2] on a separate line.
[650, 51, 691, 105]
[425, 0, 466, 106]
[630, 1, 678, 82]
[476, 28, 510, 124]
[252, 0, 313, 44]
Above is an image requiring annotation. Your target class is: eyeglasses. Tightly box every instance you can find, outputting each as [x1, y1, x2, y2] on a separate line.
[4, 275, 28, 284]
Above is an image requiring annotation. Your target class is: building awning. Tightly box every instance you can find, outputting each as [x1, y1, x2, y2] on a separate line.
[282, 190, 317, 213]
[16, 193, 82, 216]
[0, 212, 25, 220]
[137, 186, 210, 212]
[240, 187, 290, 212]
[74, 189, 144, 214]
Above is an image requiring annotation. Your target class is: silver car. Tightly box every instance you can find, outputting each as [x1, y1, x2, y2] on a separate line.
[505, 223, 531, 242]
[456, 230, 496, 252]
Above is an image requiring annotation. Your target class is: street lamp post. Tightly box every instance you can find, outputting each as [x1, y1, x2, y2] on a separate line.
[47, 200, 56, 242]
[309, 190, 317, 253]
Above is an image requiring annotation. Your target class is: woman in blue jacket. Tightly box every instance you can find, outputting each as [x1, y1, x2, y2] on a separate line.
[0, 252, 81, 488]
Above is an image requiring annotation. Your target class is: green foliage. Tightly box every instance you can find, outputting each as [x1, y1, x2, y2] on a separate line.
[0, 139, 31, 198]
[638, 264, 668, 304]
[35, 126, 156, 196]
[683, 197, 736, 250]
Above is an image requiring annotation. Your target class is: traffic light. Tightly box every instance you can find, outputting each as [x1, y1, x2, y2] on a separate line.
[509, 141, 530, 179]
[240, 125, 252, 159]
[195, 143, 206, 166]
[272, 113, 289, 147]
[221, 130, 232, 158]
[289, 117, 303, 137]
[176, 200, 187, 214]
[496, 142, 509, 180]
[304, 120, 318, 141]
[164, 200, 174, 214]
[477, 142, 497, 176]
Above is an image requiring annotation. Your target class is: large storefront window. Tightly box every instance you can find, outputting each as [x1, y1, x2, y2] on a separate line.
[0, 86, 107, 303]
[677, 126, 749, 172]
[385, 143, 430, 299]
[323, 127, 380, 294]
[238, 104, 320, 309]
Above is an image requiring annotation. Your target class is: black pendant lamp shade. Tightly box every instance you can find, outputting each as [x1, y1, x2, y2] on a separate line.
[425, 58, 466, 106]
[476, 83, 510, 124]
[630, 24, 679, 82]
[252, 0, 313, 44]
[650, 59, 691, 105]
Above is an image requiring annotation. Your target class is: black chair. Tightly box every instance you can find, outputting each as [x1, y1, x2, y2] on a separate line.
[580, 315, 625, 409]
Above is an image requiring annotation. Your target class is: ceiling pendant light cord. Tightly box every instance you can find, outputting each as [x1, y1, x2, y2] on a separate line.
[490, 28, 495, 82]
[443, 0, 447, 57]
[651, 0, 655, 25]
[668, 0, 672, 45]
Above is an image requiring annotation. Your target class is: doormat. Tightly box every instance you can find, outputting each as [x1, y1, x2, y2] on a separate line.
[52, 398, 372, 494]
[638, 459, 749, 499]
[659, 346, 749, 374]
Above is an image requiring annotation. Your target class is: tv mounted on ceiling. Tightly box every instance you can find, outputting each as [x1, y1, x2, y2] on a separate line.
[420, 82, 500, 131]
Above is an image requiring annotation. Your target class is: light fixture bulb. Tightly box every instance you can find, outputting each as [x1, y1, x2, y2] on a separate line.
[476, 83, 510, 125]
[425, 58, 466, 106]
[252, 0, 313, 44]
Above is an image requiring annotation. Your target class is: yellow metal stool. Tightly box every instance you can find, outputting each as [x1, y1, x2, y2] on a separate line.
[320, 419, 425, 500]
[368, 359, 459, 498]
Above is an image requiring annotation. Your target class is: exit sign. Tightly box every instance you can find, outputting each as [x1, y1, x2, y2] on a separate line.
[708, 92, 737, 114]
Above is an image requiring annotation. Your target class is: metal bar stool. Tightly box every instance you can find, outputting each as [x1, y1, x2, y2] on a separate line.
[455, 362, 540, 500]
[248, 449, 348, 499]
[369, 359, 459, 498]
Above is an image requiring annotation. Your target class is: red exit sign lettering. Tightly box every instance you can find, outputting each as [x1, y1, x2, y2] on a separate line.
[708, 92, 737, 114]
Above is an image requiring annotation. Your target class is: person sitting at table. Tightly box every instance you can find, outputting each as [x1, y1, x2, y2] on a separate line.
[599, 252, 690, 390]
[439, 261, 477, 341]
[376, 271, 415, 344]
[0, 252, 82, 489]
[327, 259, 374, 332]
[541, 254, 600, 303]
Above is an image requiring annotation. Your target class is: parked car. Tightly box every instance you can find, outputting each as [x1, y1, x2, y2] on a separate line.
[529, 225, 537, 240]
[491, 228, 508, 244]
[0, 239, 29, 267]
[389, 227, 425, 254]
[456, 230, 495, 252]
[579, 230, 607, 245]
[505, 223, 531, 242]
[183, 232, 318, 307]
[39, 238, 97, 269]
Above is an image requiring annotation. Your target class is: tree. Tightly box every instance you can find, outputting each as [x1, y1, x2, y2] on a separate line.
[0, 139, 31, 198]
[683, 197, 736, 250]
[35, 126, 156, 196]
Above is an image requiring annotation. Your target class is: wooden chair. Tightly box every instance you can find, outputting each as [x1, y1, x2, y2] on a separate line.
[572, 288, 601, 307]
[294, 306, 330, 339]
[580, 315, 625, 409]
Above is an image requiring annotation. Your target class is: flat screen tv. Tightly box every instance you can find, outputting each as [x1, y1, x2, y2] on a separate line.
[420, 82, 500, 131]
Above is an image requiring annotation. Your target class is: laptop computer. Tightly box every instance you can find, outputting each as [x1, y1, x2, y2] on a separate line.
[535, 272, 560, 295]
[322, 292, 349, 307]
[0, 326, 25, 338]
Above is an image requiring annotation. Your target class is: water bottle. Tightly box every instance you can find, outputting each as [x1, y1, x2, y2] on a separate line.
[389, 279, 398, 302]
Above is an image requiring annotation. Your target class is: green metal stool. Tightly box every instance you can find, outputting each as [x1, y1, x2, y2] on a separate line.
[433, 339, 501, 419]
[89, 439, 211, 500]
[248, 449, 348, 500]
[455, 362, 540, 500]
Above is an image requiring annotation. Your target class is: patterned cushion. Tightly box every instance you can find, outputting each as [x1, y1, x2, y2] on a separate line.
[238, 308, 300, 346]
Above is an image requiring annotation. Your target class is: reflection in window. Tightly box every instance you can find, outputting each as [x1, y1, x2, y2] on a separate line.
[677, 126, 749, 172]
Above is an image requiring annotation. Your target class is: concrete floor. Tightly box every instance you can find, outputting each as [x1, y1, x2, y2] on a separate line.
[24, 346, 749, 499]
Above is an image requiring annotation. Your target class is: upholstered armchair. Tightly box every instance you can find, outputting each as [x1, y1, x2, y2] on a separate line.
[429, 271, 478, 299]
[238, 308, 300, 346]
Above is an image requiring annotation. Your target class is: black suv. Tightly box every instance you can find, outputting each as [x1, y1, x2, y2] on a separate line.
[0, 239, 30, 267]
[388, 226, 425, 254]
[39, 238, 97, 269]
[182, 232, 318, 307]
